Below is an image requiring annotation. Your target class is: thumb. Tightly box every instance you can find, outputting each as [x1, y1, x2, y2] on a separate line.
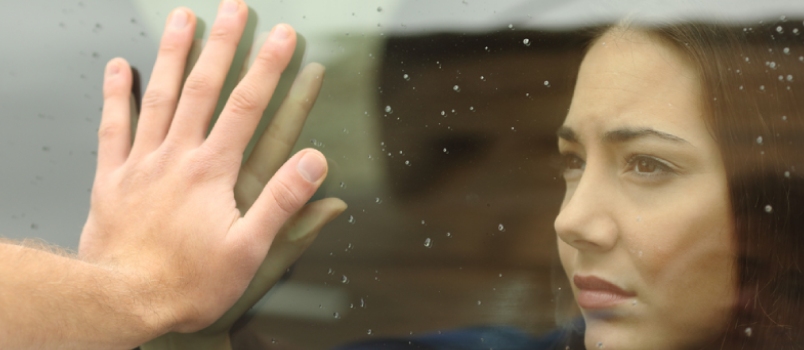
[201, 197, 347, 335]
[238, 148, 328, 247]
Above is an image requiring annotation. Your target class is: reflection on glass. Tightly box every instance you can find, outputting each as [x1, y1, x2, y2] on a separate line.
[4, 0, 804, 349]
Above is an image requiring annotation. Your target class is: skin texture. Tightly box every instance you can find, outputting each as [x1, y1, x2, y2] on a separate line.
[555, 28, 737, 350]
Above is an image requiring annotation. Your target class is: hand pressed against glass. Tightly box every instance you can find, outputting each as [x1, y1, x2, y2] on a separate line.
[554, 29, 736, 350]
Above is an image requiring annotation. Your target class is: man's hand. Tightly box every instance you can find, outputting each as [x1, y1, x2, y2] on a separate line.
[78, 0, 325, 335]
[140, 62, 347, 349]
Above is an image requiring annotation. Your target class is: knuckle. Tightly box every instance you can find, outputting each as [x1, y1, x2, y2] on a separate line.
[208, 24, 234, 44]
[253, 49, 284, 72]
[140, 89, 174, 111]
[98, 122, 124, 141]
[182, 73, 215, 97]
[227, 86, 262, 115]
[268, 179, 302, 216]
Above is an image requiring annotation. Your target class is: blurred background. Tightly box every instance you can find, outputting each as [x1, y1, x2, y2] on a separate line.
[2, 0, 804, 348]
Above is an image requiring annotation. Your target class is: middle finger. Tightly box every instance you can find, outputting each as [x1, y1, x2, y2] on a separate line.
[167, 0, 248, 146]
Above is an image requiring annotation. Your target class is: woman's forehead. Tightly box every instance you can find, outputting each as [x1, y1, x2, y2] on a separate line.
[563, 28, 706, 142]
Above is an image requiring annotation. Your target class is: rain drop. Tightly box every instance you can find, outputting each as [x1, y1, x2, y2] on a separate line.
[788, 74, 794, 81]
[333, 312, 341, 319]
[377, 6, 382, 12]
[785, 171, 791, 178]
[745, 327, 752, 337]
[385, 105, 393, 114]
[403, 73, 410, 81]
[375, 197, 382, 204]
[340, 181, 346, 188]
[341, 275, 350, 284]
[498, 224, 505, 232]
[508, 24, 514, 29]
[480, 75, 486, 81]
[765, 205, 773, 213]
[783, 115, 788, 121]
[756, 136, 763, 145]
[544, 80, 550, 87]
[522, 38, 530, 46]
[784, 47, 791, 54]
[441, 110, 446, 116]
[367, 329, 373, 335]
[443, 148, 448, 153]
[446, 232, 452, 237]
[477, 300, 482, 305]
[777, 25, 784, 33]
[453, 85, 461, 92]
[348, 215, 355, 224]
[405, 160, 410, 166]
[424, 238, 432, 248]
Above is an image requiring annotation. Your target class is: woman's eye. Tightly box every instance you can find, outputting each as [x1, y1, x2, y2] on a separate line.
[627, 155, 672, 177]
[564, 154, 585, 170]
[558, 153, 585, 179]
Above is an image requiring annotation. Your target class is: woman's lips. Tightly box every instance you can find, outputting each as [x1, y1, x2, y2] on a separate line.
[574, 275, 637, 309]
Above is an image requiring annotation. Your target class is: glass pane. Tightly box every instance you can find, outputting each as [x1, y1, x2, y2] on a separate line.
[4, 0, 804, 349]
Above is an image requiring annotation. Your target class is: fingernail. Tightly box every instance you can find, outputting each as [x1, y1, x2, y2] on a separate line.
[297, 151, 326, 183]
[222, 0, 239, 14]
[170, 9, 188, 28]
[107, 60, 120, 76]
[269, 24, 290, 42]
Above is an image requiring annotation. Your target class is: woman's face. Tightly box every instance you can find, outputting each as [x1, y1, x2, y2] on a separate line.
[555, 29, 737, 350]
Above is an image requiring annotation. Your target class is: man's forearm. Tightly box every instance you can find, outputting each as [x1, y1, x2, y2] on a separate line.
[0, 242, 162, 349]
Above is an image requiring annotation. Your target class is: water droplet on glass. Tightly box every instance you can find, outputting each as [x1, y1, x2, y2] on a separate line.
[405, 160, 411, 166]
[377, 6, 382, 12]
[424, 238, 432, 248]
[544, 80, 550, 87]
[375, 197, 382, 204]
[765, 205, 773, 213]
[360, 298, 366, 308]
[453, 85, 461, 92]
[328, 268, 334, 275]
[469, 106, 475, 111]
[784, 47, 791, 54]
[340, 181, 346, 188]
[782, 115, 788, 121]
[333, 312, 341, 319]
[385, 105, 393, 114]
[785, 171, 791, 178]
[597, 341, 604, 348]
[498, 224, 505, 232]
[446, 232, 452, 237]
[477, 300, 482, 305]
[341, 275, 350, 284]
[756, 136, 763, 145]
[522, 38, 530, 46]
[768, 61, 777, 69]
[348, 215, 355, 224]
[403, 73, 410, 81]
[745, 327, 752, 337]
[745, 57, 750, 62]
[777, 25, 784, 33]
[440, 110, 446, 116]
[508, 24, 514, 29]
[421, 220, 426, 225]
[367, 329, 373, 335]
[759, 85, 765, 91]
[443, 148, 448, 153]
[787, 74, 794, 81]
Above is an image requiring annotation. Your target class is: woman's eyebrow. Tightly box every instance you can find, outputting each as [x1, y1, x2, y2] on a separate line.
[556, 125, 692, 146]
[602, 127, 691, 145]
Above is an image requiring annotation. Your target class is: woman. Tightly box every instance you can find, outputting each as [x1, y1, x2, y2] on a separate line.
[341, 20, 804, 350]
[555, 21, 804, 350]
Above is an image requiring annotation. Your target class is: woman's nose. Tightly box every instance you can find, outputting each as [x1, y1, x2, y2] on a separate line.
[554, 168, 619, 252]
